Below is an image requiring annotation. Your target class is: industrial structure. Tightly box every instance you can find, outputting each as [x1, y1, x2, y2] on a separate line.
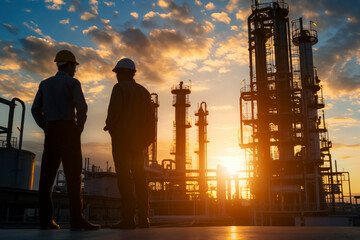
[239, 0, 353, 225]
[0, 97, 35, 190]
[195, 102, 209, 203]
[170, 81, 192, 197]
[149, 93, 160, 165]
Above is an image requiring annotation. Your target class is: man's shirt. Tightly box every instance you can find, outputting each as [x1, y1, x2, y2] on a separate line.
[32, 71, 87, 129]
[106, 79, 155, 150]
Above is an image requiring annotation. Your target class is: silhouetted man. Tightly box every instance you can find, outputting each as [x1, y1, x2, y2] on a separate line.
[32, 50, 100, 231]
[105, 58, 155, 228]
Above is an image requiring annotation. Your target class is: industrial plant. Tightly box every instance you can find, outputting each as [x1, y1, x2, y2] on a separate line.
[1, 0, 360, 228]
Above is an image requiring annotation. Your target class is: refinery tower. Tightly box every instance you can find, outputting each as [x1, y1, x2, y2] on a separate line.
[239, 0, 349, 225]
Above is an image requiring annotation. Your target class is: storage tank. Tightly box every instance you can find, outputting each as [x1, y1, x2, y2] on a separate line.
[0, 97, 36, 190]
[0, 148, 35, 189]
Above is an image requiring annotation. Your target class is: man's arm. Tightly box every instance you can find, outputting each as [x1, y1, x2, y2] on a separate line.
[72, 79, 88, 133]
[31, 82, 46, 130]
[105, 84, 122, 133]
[144, 91, 155, 147]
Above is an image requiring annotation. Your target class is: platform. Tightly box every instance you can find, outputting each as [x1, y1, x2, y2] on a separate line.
[1, 226, 360, 240]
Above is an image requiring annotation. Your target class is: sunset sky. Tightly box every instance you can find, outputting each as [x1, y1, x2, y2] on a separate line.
[0, 0, 359, 193]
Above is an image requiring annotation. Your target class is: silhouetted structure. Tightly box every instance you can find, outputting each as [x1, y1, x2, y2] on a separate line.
[0, 97, 35, 190]
[239, 0, 352, 225]
[149, 93, 160, 165]
[195, 102, 209, 202]
[171, 81, 191, 196]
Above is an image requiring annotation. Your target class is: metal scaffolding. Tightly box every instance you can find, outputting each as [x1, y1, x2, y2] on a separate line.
[239, 0, 352, 225]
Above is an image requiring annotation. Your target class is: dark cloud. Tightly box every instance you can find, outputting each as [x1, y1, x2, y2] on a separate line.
[142, 0, 213, 38]
[120, 28, 151, 54]
[83, 26, 115, 45]
[163, 0, 191, 19]
[81, 24, 211, 83]
[2, 23, 19, 35]
[68, 0, 83, 12]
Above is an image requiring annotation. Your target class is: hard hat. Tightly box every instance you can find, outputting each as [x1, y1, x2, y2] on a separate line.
[112, 58, 136, 72]
[54, 50, 79, 65]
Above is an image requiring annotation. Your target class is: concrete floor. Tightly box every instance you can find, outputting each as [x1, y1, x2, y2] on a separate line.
[1, 226, 360, 240]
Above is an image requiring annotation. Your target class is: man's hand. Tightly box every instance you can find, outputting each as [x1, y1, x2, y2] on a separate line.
[77, 124, 84, 134]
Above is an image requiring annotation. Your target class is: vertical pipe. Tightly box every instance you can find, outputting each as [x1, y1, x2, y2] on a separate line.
[6, 102, 15, 148]
[13, 98, 26, 151]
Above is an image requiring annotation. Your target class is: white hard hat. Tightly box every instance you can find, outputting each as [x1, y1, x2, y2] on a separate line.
[112, 58, 136, 72]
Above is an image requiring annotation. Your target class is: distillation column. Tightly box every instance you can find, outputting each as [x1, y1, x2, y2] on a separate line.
[292, 18, 323, 210]
[272, 2, 294, 162]
[150, 93, 159, 165]
[195, 102, 209, 202]
[171, 81, 191, 194]
[250, 9, 272, 211]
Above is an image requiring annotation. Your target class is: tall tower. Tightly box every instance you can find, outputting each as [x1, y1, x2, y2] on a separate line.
[292, 18, 330, 210]
[149, 93, 159, 165]
[195, 102, 209, 201]
[171, 81, 191, 194]
[240, 0, 303, 223]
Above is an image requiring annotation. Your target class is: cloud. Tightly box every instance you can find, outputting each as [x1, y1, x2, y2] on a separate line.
[81, 11, 97, 21]
[205, 2, 215, 11]
[285, 0, 360, 96]
[219, 67, 230, 73]
[103, 1, 115, 7]
[45, 0, 65, 10]
[0, 35, 116, 105]
[195, 0, 202, 6]
[143, 0, 214, 37]
[59, 18, 70, 24]
[230, 25, 238, 31]
[226, 0, 239, 14]
[2, 23, 19, 35]
[80, 0, 99, 21]
[235, 8, 251, 21]
[68, 0, 82, 12]
[332, 142, 360, 149]
[23, 21, 54, 42]
[71, 25, 78, 31]
[130, 12, 139, 19]
[327, 117, 360, 128]
[211, 12, 231, 24]
[209, 105, 234, 111]
[0, 73, 38, 102]
[80, 23, 213, 83]
[215, 32, 248, 65]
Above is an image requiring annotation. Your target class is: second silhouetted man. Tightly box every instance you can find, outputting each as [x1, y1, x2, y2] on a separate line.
[105, 58, 155, 228]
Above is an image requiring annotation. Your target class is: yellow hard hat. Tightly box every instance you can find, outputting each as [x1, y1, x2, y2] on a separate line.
[54, 50, 79, 65]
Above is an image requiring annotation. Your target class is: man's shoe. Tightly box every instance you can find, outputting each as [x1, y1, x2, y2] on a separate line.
[138, 218, 150, 228]
[71, 219, 101, 231]
[111, 220, 136, 229]
[40, 220, 60, 230]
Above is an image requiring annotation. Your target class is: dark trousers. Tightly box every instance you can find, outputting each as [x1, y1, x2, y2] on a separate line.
[111, 137, 149, 223]
[39, 120, 83, 225]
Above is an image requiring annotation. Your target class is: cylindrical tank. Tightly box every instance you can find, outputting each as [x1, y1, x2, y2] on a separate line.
[0, 147, 36, 190]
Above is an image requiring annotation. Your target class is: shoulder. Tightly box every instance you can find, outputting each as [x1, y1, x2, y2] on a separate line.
[39, 75, 55, 88]
[72, 77, 81, 86]
[135, 83, 150, 96]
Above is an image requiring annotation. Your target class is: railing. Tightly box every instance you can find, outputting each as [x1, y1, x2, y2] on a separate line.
[0, 136, 18, 148]
[252, 0, 289, 12]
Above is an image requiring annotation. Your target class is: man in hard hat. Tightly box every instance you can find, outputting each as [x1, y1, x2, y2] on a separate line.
[32, 50, 100, 231]
[104, 58, 155, 229]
